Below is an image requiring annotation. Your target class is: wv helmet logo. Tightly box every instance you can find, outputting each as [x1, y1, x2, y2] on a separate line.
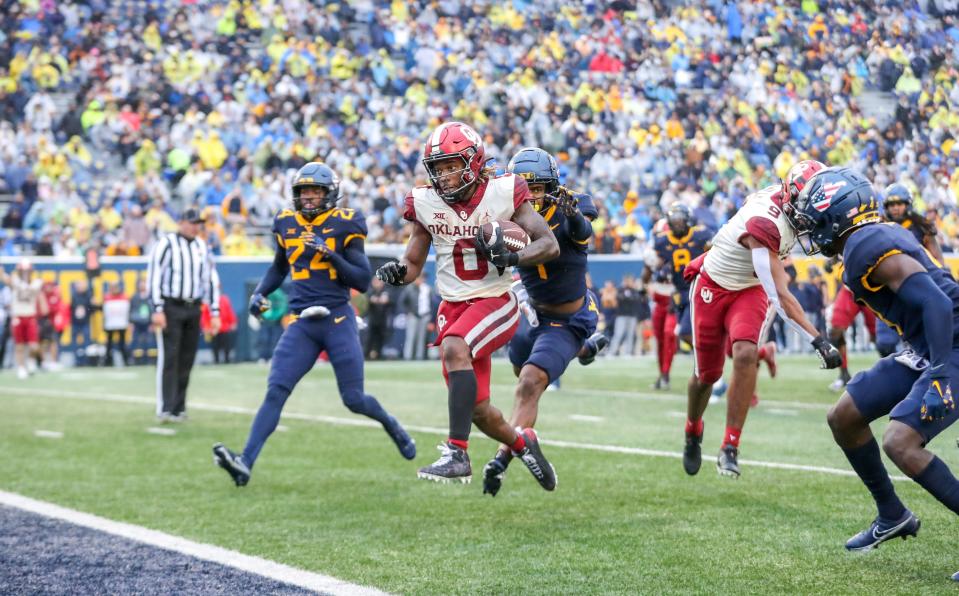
[700, 287, 714, 304]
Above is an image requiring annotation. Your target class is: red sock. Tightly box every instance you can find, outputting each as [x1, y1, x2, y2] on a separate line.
[448, 438, 468, 451]
[685, 418, 704, 437]
[723, 426, 742, 449]
[757, 345, 767, 360]
[840, 345, 848, 369]
[509, 432, 527, 453]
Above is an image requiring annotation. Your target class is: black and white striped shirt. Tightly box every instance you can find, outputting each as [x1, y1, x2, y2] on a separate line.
[147, 233, 220, 315]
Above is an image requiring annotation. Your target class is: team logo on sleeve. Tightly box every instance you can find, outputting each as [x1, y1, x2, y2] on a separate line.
[812, 181, 847, 212]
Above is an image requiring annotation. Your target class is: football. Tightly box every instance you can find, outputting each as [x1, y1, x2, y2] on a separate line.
[480, 220, 530, 253]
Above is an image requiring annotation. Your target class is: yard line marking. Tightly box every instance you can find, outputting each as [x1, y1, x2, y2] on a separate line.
[0, 490, 390, 596]
[276, 425, 290, 432]
[146, 427, 177, 436]
[363, 380, 833, 412]
[766, 408, 799, 417]
[1, 386, 907, 482]
[569, 415, 604, 423]
[665, 411, 687, 419]
[33, 430, 63, 439]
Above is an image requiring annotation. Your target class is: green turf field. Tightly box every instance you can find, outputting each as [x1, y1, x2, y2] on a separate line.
[2, 354, 958, 594]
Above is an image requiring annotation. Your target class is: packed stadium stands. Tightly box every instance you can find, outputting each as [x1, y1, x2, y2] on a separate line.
[0, 0, 958, 258]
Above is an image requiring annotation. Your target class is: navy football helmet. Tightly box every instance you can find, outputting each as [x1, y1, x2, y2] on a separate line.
[292, 162, 339, 218]
[666, 204, 693, 237]
[507, 147, 560, 206]
[787, 167, 881, 257]
[882, 183, 913, 221]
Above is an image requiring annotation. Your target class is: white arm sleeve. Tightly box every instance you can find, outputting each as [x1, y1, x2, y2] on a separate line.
[751, 247, 815, 343]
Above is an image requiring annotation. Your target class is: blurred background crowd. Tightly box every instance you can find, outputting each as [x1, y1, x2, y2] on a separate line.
[0, 0, 957, 257]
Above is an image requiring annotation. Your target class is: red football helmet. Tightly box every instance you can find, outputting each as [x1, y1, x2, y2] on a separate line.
[422, 121, 486, 203]
[783, 160, 827, 202]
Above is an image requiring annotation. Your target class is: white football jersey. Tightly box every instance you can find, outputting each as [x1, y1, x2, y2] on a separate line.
[10, 275, 42, 317]
[702, 185, 796, 291]
[408, 175, 525, 301]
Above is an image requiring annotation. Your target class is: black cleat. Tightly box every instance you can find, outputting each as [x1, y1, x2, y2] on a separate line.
[514, 428, 557, 491]
[683, 433, 702, 475]
[845, 511, 920, 551]
[417, 443, 472, 484]
[578, 332, 610, 365]
[651, 375, 670, 390]
[384, 416, 416, 460]
[212, 443, 250, 487]
[716, 444, 740, 478]
[482, 452, 512, 497]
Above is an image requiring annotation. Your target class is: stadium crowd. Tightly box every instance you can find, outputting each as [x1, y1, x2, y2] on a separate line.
[0, 0, 957, 258]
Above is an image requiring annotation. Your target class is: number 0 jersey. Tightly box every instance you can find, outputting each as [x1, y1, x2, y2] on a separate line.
[272, 207, 367, 311]
[702, 185, 796, 291]
[404, 174, 530, 301]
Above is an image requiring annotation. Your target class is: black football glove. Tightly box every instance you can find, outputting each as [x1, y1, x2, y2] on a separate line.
[811, 335, 842, 369]
[921, 375, 955, 423]
[375, 261, 407, 285]
[553, 186, 579, 217]
[474, 224, 519, 269]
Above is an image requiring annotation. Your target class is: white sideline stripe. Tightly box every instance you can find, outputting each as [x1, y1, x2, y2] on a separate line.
[0, 490, 389, 596]
[0, 386, 908, 482]
[33, 430, 63, 439]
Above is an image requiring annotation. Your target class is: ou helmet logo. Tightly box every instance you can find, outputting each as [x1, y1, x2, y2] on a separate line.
[700, 287, 714, 304]
[460, 125, 481, 146]
[437, 314, 447, 330]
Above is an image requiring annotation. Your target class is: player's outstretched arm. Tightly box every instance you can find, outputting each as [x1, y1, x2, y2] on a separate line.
[377, 222, 431, 286]
[746, 236, 839, 367]
[253, 242, 290, 298]
[511, 200, 560, 267]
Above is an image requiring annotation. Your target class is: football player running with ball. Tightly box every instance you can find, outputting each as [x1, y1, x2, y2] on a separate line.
[791, 168, 959, 556]
[680, 160, 841, 478]
[377, 122, 561, 488]
[481, 147, 608, 497]
[212, 163, 416, 487]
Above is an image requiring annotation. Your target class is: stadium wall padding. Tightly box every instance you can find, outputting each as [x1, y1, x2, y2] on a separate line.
[5, 253, 958, 361]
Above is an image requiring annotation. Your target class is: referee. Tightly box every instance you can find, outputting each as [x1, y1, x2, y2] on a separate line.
[147, 207, 221, 422]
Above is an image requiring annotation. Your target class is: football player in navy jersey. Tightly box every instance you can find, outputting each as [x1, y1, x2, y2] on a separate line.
[643, 204, 713, 390]
[212, 163, 415, 487]
[788, 167, 959, 554]
[872, 183, 945, 359]
[481, 147, 607, 496]
[882, 183, 943, 261]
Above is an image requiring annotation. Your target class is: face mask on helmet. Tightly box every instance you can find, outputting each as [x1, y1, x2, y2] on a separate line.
[667, 213, 690, 236]
[293, 184, 336, 219]
[424, 154, 476, 203]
